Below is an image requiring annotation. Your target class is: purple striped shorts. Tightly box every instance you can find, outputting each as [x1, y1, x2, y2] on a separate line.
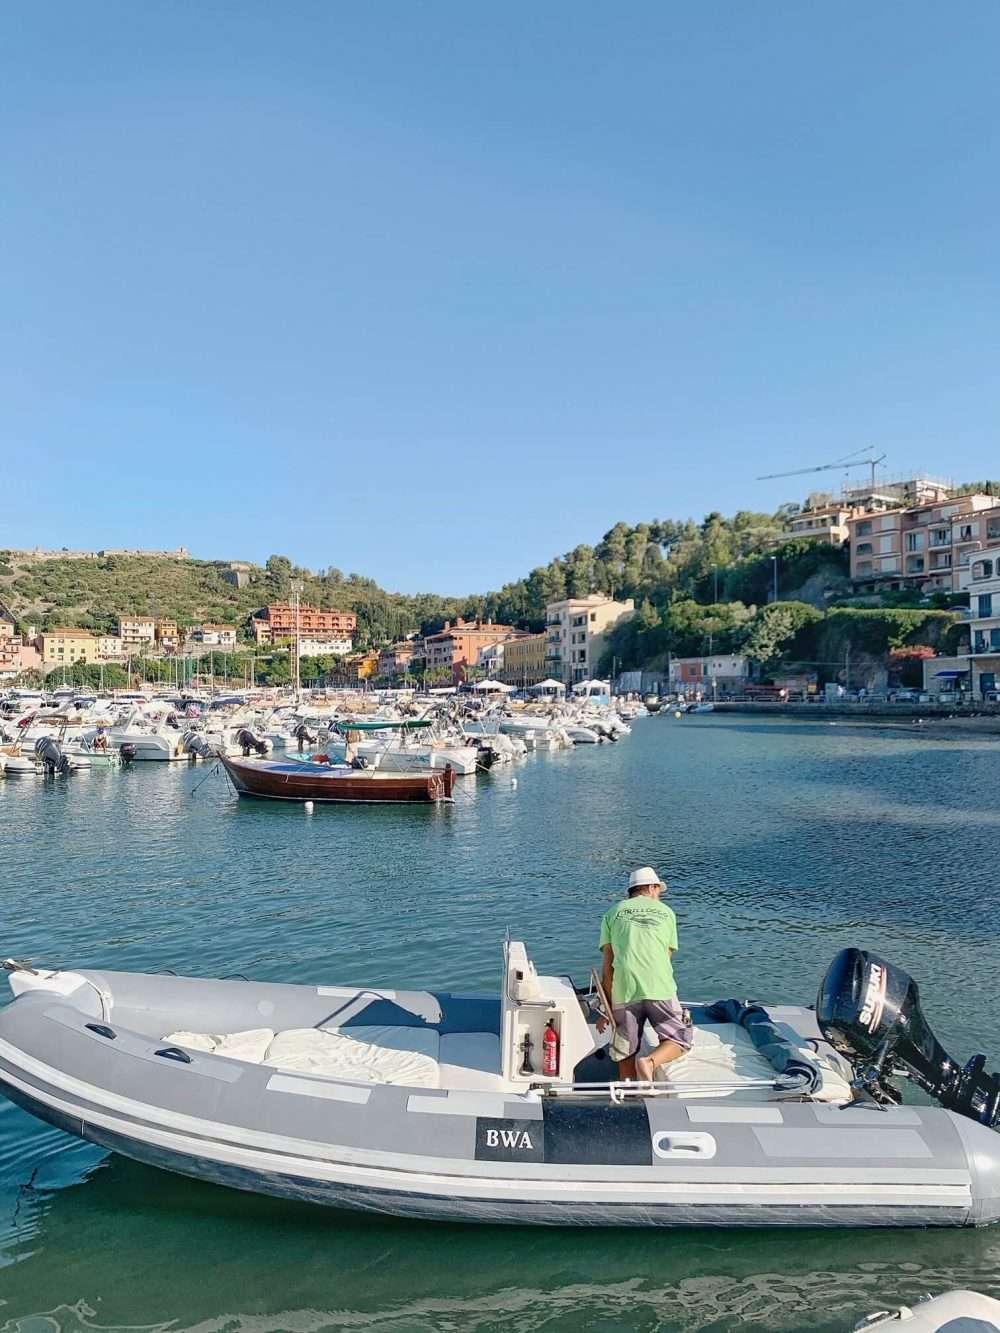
[612, 998, 693, 1058]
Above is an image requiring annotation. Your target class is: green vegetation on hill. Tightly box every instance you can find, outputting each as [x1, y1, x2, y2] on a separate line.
[1, 487, 969, 682]
[0, 552, 464, 647]
[1, 507, 849, 648]
[600, 598, 959, 687]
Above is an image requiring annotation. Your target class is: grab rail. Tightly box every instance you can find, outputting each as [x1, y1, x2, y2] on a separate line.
[154, 1046, 192, 1064]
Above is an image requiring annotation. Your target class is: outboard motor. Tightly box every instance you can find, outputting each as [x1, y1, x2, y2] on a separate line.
[476, 742, 498, 770]
[182, 730, 212, 760]
[293, 722, 315, 751]
[34, 736, 71, 776]
[119, 743, 137, 764]
[236, 727, 268, 757]
[817, 947, 1000, 1129]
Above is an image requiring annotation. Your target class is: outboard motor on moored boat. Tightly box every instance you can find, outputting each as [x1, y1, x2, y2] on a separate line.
[236, 727, 268, 757]
[817, 947, 1000, 1129]
[182, 730, 212, 760]
[34, 736, 70, 776]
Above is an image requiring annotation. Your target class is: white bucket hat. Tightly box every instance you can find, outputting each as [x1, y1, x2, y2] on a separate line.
[628, 866, 663, 890]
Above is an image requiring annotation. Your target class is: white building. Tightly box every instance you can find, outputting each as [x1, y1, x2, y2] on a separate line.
[544, 595, 635, 686]
[965, 547, 1000, 697]
[297, 635, 354, 657]
[118, 616, 156, 652]
[478, 640, 505, 676]
[97, 635, 125, 661]
[189, 625, 238, 649]
[669, 654, 749, 698]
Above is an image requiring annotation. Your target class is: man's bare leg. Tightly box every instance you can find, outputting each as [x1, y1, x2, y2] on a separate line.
[636, 1039, 685, 1083]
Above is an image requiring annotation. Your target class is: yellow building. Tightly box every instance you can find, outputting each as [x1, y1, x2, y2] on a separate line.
[500, 633, 547, 687]
[355, 651, 379, 681]
[37, 628, 100, 665]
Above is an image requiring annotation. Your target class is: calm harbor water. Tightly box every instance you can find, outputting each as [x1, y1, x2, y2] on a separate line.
[2, 715, 1000, 1332]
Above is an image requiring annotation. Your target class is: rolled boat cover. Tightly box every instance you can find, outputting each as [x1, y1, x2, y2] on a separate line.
[699, 999, 824, 1094]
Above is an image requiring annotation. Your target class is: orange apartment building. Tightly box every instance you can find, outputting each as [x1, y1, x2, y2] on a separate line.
[252, 602, 357, 645]
[848, 493, 1000, 594]
[423, 618, 513, 680]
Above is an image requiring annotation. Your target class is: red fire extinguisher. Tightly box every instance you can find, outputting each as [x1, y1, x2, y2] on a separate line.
[542, 1020, 560, 1076]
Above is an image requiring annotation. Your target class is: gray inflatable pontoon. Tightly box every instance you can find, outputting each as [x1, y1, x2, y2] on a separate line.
[855, 1290, 1000, 1330]
[2, 942, 1000, 1228]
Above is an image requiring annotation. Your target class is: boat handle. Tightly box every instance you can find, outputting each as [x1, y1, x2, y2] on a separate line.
[85, 1022, 117, 1041]
[651, 1131, 717, 1161]
[154, 1046, 192, 1064]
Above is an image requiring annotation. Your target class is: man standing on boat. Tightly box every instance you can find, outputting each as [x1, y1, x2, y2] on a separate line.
[599, 867, 692, 1082]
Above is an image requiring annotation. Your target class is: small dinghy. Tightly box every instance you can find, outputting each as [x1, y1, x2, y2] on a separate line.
[2, 945, 1000, 1228]
[219, 754, 456, 804]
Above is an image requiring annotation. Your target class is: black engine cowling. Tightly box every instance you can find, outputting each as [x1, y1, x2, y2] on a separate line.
[236, 728, 267, 757]
[817, 947, 1000, 1128]
[34, 736, 70, 776]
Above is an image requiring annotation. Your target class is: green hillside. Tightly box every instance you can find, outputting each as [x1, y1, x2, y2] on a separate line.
[2, 486, 967, 674]
[0, 553, 464, 647]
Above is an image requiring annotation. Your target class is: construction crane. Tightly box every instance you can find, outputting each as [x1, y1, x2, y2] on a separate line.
[757, 447, 887, 492]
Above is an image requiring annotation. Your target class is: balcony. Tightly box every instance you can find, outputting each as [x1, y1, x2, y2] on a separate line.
[545, 651, 562, 663]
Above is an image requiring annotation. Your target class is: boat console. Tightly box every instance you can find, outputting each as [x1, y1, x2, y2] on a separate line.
[500, 940, 596, 1086]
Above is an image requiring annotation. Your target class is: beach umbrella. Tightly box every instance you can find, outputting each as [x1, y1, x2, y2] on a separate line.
[473, 678, 515, 692]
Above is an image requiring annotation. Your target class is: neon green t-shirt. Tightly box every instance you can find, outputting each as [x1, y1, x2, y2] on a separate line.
[599, 896, 678, 1005]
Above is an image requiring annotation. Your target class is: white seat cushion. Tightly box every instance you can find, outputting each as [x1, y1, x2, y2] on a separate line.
[265, 1025, 440, 1087]
[639, 1023, 853, 1103]
[165, 1028, 274, 1063]
[215, 1028, 275, 1063]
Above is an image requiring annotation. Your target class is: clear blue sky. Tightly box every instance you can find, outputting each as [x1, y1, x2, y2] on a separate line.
[4, 3, 999, 594]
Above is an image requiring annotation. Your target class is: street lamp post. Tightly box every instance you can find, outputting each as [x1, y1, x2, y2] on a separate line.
[771, 556, 778, 604]
[291, 581, 303, 700]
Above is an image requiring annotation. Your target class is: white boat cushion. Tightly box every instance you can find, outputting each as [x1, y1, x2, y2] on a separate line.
[166, 1030, 220, 1053]
[265, 1025, 440, 1087]
[642, 1022, 853, 1102]
[217, 1028, 275, 1063]
[164, 1024, 441, 1087]
[165, 1029, 275, 1063]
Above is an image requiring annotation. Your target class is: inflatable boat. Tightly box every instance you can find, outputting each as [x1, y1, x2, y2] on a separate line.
[2, 945, 1000, 1228]
[857, 1291, 1000, 1330]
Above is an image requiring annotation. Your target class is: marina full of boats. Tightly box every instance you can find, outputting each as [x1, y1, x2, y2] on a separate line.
[0, 683, 648, 799]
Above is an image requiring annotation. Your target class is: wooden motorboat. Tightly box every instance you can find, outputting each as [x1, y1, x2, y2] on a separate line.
[219, 754, 455, 804]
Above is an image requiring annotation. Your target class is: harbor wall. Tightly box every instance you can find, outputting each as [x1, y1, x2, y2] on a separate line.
[712, 700, 1000, 725]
